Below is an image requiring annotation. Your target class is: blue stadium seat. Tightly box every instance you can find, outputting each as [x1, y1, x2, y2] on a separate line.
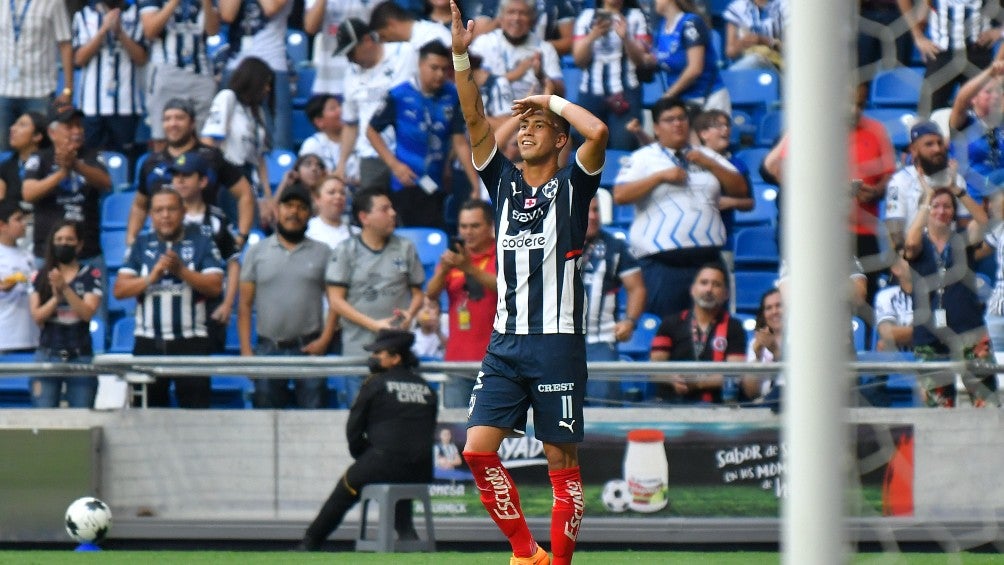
[734, 270, 777, 313]
[733, 147, 769, 184]
[721, 68, 780, 122]
[732, 312, 757, 345]
[600, 149, 631, 188]
[267, 149, 296, 189]
[869, 67, 923, 109]
[851, 315, 866, 352]
[110, 317, 135, 353]
[101, 230, 129, 271]
[292, 110, 315, 147]
[210, 374, 253, 409]
[863, 108, 917, 150]
[733, 225, 779, 269]
[756, 109, 783, 148]
[617, 312, 661, 360]
[0, 150, 12, 163]
[856, 350, 918, 407]
[286, 29, 309, 68]
[101, 192, 135, 231]
[0, 353, 35, 408]
[396, 227, 448, 281]
[105, 274, 136, 316]
[642, 77, 665, 108]
[99, 151, 130, 192]
[729, 109, 757, 147]
[224, 313, 257, 354]
[733, 183, 778, 227]
[90, 318, 106, 354]
[562, 66, 582, 104]
[612, 203, 634, 228]
[293, 66, 316, 108]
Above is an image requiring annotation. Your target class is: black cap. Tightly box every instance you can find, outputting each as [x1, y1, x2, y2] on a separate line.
[363, 329, 416, 354]
[169, 151, 209, 176]
[334, 18, 371, 57]
[47, 100, 84, 125]
[163, 97, 196, 119]
[278, 182, 313, 205]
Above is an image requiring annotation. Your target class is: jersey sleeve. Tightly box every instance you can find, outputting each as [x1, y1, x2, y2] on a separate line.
[614, 238, 641, 277]
[51, 0, 72, 42]
[120, 237, 145, 275]
[405, 240, 426, 287]
[650, 318, 675, 355]
[681, 15, 709, 51]
[477, 148, 508, 201]
[368, 95, 395, 134]
[573, 10, 594, 39]
[198, 238, 226, 273]
[22, 152, 50, 181]
[726, 319, 747, 356]
[82, 266, 104, 297]
[325, 239, 353, 286]
[873, 287, 898, 326]
[137, 0, 164, 14]
[201, 89, 237, 140]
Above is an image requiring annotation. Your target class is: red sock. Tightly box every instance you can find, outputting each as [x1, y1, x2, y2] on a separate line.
[463, 451, 537, 557]
[549, 466, 584, 565]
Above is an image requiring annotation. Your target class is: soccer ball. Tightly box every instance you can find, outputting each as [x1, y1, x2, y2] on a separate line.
[65, 497, 112, 543]
[601, 479, 631, 513]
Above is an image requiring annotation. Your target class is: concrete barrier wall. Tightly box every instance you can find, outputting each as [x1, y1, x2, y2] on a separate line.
[1, 407, 1001, 542]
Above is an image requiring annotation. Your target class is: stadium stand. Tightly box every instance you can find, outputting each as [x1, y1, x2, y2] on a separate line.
[266, 149, 296, 190]
[733, 225, 780, 270]
[734, 270, 778, 314]
[396, 227, 448, 282]
[618, 312, 661, 361]
[99, 151, 131, 192]
[109, 317, 136, 354]
[868, 67, 923, 109]
[101, 192, 135, 231]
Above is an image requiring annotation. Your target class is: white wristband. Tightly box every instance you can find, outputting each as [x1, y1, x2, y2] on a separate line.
[453, 52, 471, 72]
[548, 95, 570, 117]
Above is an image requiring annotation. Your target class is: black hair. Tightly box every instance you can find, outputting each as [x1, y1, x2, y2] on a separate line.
[695, 261, 729, 285]
[351, 187, 391, 225]
[23, 111, 51, 150]
[755, 287, 781, 331]
[227, 56, 276, 114]
[459, 199, 494, 225]
[370, 0, 413, 30]
[650, 97, 690, 124]
[36, 220, 83, 305]
[419, 40, 451, 60]
[304, 94, 338, 123]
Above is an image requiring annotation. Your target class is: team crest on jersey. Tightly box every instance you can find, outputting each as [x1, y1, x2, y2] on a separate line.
[181, 245, 195, 262]
[394, 257, 407, 272]
[541, 178, 559, 199]
[525, 197, 537, 207]
[712, 336, 727, 352]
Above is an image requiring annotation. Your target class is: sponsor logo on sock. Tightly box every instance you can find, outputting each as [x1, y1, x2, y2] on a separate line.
[563, 479, 584, 541]
[484, 467, 521, 520]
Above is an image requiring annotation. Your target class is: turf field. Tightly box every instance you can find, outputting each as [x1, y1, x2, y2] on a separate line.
[4, 551, 1004, 564]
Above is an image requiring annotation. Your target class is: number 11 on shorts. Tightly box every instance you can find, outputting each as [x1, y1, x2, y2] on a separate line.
[562, 395, 573, 419]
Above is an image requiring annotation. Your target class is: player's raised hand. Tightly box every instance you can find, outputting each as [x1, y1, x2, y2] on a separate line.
[511, 94, 552, 118]
[450, 0, 474, 55]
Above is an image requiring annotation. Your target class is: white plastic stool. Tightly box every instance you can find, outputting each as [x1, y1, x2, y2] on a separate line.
[355, 483, 435, 552]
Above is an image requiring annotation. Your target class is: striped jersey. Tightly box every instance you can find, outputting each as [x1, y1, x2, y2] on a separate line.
[572, 8, 650, 96]
[723, 0, 788, 42]
[137, 0, 213, 76]
[73, 4, 147, 117]
[119, 228, 225, 340]
[582, 230, 640, 344]
[926, 0, 995, 51]
[477, 147, 602, 335]
[986, 221, 1004, 316]
[613, 144, 736, 258]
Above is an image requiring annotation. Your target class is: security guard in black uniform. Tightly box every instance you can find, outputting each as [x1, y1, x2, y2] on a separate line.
[298, 329, 438, 551]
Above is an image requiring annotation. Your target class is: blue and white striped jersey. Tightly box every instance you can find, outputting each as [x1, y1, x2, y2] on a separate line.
[582, 230, 640, 344]
[477, 147, 602, 335]
[119, 228, 225, 340]
[137, 0, 213, 76]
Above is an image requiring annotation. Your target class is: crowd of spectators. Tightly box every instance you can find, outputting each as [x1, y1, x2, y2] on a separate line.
[4, 0, 1004, 409]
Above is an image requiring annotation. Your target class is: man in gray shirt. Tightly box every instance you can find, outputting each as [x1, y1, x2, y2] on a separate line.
[326, 188, 425, 405]
[239, 183, 337, 408]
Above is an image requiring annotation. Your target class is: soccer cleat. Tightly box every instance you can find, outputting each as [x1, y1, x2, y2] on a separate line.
[510, 544, 550, 565]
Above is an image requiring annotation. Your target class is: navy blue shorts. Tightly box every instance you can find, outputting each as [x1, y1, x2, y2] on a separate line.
[467, 332, 587, 443]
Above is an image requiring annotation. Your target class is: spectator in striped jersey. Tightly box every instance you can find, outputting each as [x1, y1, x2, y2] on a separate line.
[72, 0, 148, 163]
[581, 193, 646, 405]
[138, 0, 221, 151]
[571, 0, 652, 150]
[113, 188, 225, 408]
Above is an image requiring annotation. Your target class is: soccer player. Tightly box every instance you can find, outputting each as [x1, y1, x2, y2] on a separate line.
[449, 2, 609, 564]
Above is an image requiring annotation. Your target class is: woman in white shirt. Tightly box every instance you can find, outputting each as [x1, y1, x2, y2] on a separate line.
[201, 56, 275, 227]
[306, 175, 358, 249]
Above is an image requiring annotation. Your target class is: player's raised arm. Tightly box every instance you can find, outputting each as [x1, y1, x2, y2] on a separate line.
[512, 94, 609, 174]
[450, 0, 495, 168]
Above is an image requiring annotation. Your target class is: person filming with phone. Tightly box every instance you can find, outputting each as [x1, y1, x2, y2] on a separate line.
[425, 200, 498, 406]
